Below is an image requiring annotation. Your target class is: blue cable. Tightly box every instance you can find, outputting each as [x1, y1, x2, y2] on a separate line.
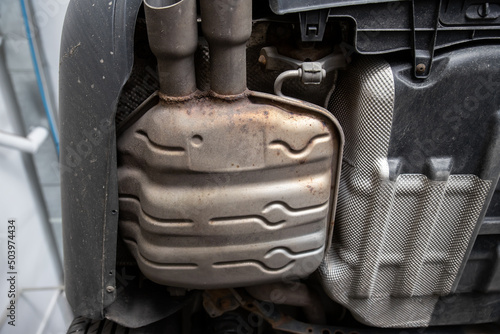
[19, 0, 60, 156]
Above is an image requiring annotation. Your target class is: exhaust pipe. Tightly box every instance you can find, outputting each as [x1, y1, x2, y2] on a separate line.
[200, 0, 252, 96]
[144, 0, 198, 97]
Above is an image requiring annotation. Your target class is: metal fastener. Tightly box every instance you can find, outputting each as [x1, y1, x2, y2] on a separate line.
[416, 63, 426, 74]
[258, 54, 267, 66]
[106, 285, 115, 293]
[478, 3, 491, 17]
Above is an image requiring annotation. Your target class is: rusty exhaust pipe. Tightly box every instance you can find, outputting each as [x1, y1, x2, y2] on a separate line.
[144, 0, 198, 97]
[200, 0, 252, 96]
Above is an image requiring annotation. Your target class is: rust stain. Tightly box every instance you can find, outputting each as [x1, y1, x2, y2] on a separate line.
[116, 88, 342, 288]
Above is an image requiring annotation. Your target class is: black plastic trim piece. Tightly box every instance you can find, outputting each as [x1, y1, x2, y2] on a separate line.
[269, 0, 402, 15]
[60, 0, 143, 319]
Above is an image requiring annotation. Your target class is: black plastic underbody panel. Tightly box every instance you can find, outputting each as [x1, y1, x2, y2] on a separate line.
[387, 46, 500, 177]
[269, 0, 402, 14]
[60, 0, 142, 318]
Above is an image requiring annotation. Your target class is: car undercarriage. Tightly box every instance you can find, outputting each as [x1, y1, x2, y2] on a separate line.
[60, 0, 500, 333]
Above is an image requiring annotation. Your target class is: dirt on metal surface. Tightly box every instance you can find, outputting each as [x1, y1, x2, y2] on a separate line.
[116, 0, 343, 290]
[116, 90, 343, 289]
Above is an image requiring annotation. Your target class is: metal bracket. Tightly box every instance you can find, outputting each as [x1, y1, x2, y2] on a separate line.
[411, 0, 441, 78]
[203, 289, 241, 318]
[299, 9, 330, 42]
[230, 289, 368, 334]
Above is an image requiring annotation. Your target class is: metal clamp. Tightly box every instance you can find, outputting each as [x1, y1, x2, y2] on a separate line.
[259, 46, 346, 99]
[274, 65, 326, 98]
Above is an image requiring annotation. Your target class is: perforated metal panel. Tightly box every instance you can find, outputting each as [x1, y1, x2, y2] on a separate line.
[319, 57, 491, 328]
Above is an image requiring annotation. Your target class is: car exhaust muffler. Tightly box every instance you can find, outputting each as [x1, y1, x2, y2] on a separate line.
[116, 0, 343, 288]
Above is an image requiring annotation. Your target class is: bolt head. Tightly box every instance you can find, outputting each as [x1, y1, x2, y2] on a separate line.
[106, 285, 115, 293]
[258, 55, 267, 66]
[416, 63, 426, 74]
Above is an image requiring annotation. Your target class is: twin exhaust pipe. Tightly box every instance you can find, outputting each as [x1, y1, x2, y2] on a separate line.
[144, 0, 251, 97]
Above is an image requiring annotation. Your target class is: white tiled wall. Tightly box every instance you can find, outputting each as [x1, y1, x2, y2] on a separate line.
[0, 1, 72, 333]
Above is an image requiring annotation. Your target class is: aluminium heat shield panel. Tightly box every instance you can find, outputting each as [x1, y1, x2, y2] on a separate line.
[319, 57, 491, 328]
